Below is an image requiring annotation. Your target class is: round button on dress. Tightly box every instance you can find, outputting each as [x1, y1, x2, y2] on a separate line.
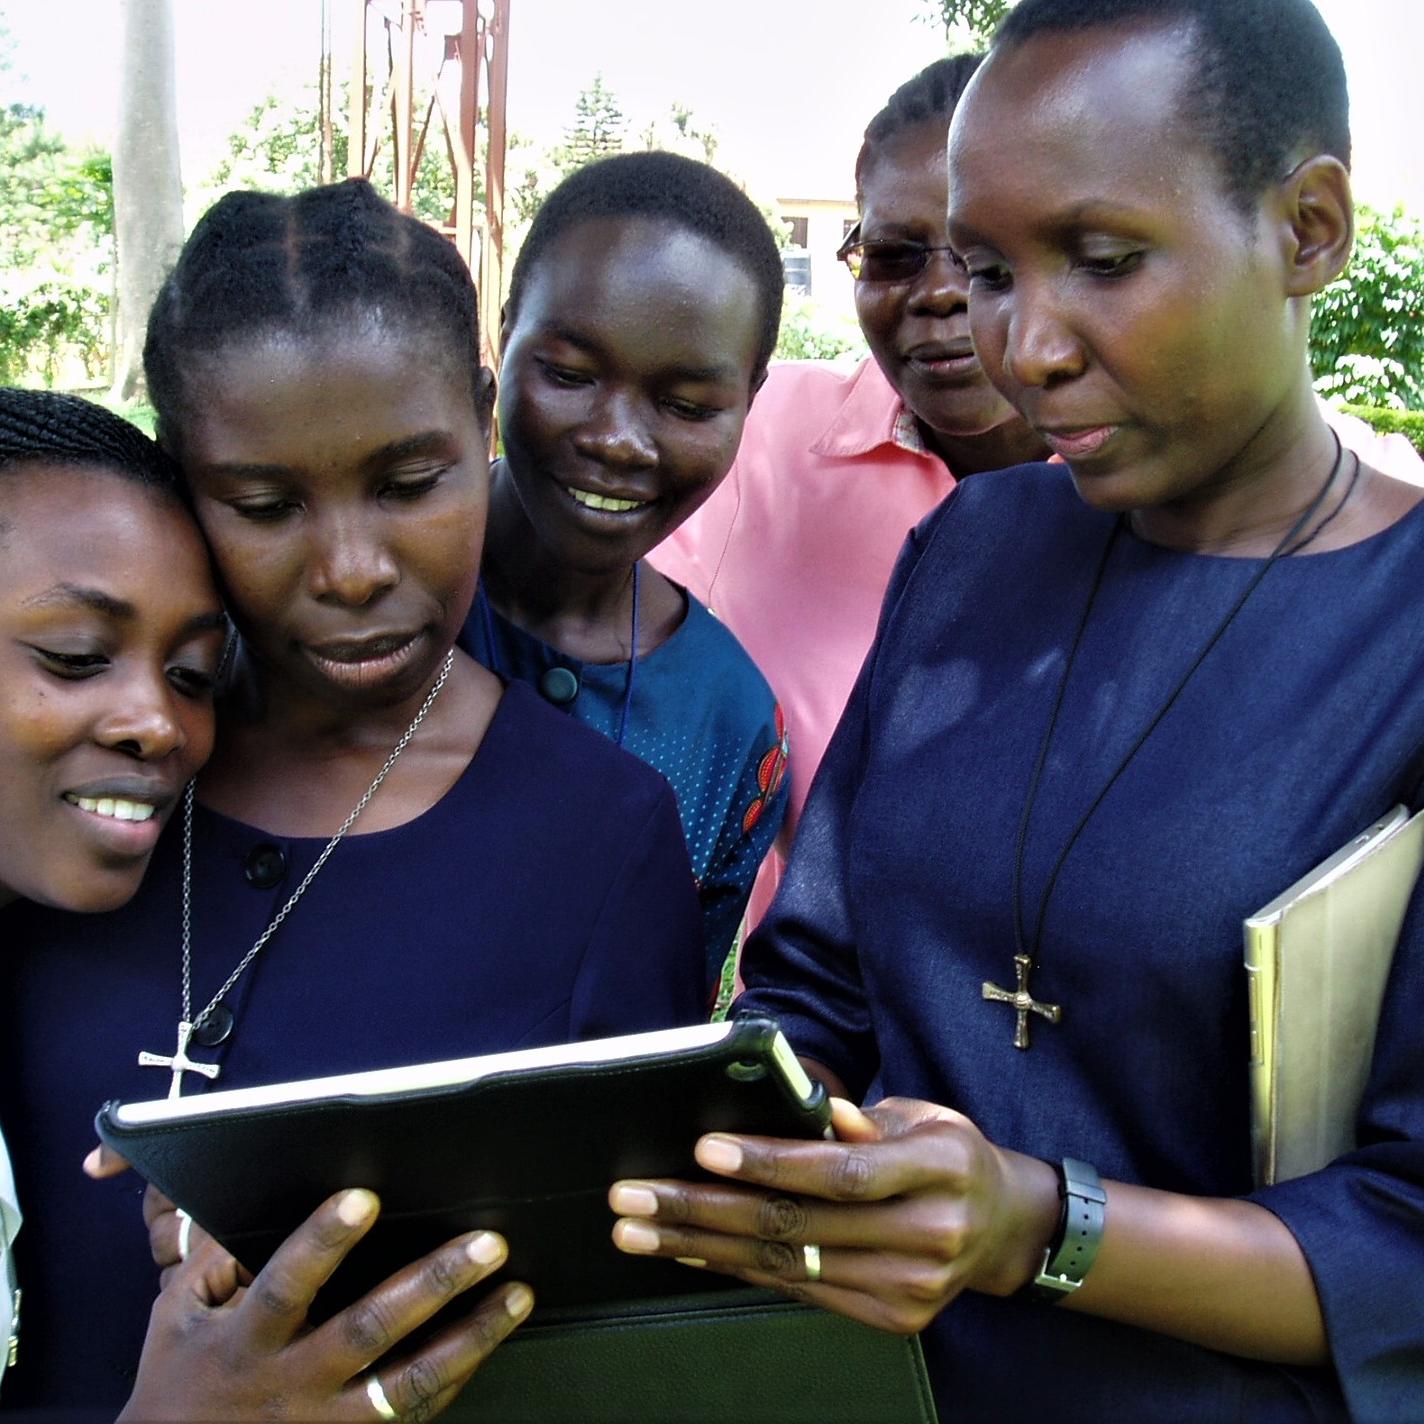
[243, 842, 288, 889]
[539, 666, 581, 705]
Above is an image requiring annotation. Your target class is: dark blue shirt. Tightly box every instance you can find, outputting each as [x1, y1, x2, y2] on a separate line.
[741, 463, 1424, 1424]
[464, 580, 788, 987]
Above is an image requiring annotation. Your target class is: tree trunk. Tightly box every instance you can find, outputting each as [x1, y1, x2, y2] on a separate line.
[109, 0, 183, 403]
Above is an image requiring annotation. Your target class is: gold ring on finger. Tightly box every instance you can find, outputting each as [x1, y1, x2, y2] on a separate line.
[803, 1242, 822, 1283]
[366, 1372, 399, 1422]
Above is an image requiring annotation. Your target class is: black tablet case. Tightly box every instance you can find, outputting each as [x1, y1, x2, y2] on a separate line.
[459, 1287, 939, 1423]
[96, 1015, 831, 1311]
[97, 1015, 938, 1422]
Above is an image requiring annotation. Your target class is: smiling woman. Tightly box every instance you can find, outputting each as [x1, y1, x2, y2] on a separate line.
[0, 179, 707, 1416]
[468, 152, 792, 987]
[0, 390, 223, 915]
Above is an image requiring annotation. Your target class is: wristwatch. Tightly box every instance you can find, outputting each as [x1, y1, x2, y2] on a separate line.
[1028, 1157, 1106, 1303]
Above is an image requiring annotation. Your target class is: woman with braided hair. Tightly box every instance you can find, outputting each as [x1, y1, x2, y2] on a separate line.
[1, 179, 706, 1416]
[0, 388, 541, 1421]
[0, 386, 222, 1408]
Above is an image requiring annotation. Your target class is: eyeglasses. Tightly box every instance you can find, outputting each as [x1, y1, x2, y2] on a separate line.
[836, 223, 964, 284]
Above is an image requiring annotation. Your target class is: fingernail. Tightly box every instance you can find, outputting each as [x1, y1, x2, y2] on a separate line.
[337, 1188, 378, 1227]
[505, 1283, 534, 1319]
[609, 1183, 659, 1216]
[676, 1256, 708, 1269]
[616, 1220, 661, 1253]
[467, 1231, 505, 1266]
[697, 1136, 743, 1173]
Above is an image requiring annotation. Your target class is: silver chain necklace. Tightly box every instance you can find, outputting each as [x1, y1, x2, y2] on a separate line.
[137, 649, 456, 1097]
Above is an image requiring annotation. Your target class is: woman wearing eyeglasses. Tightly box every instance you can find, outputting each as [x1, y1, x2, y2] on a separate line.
[650, 53, 1422, 934]
[650, 56, 1049, 915]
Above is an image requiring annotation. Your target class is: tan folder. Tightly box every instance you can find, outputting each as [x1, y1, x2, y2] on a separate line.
[1244, 805, 1424, 1187]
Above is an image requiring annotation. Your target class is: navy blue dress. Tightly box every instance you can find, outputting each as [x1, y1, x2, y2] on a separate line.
[0, 681, 705, 1415]
[464, 581, 789, 988]
[740, 464, 1424, 1423]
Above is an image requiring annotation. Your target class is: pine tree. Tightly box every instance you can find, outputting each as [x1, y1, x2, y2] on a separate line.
[560, 73, 625, 172]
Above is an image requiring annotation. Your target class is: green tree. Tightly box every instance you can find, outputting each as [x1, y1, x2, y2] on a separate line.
[559, 73, 625, 172]
[207, 86, 481, 231]
[1311, 207, 1424, 411]
[914, 0, 1014, 46]
[639, 100, 719, 164]
[775, 297, 868, 364]
[210, 92, 346, 194]
[0, 13, 114, 384]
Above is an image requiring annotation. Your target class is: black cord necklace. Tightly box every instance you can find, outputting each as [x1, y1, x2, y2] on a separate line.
[983, 434, 1350, 1048]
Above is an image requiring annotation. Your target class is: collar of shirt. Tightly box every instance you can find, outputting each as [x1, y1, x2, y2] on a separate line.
[808, 358, 938, 463]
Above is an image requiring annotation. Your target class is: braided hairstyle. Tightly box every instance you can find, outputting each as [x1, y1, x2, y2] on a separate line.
[855, 55, 984, 200]
[990, 0, 1349, 214]
[506, 151, 785, 379]
[144, 178, 484, 458]
[0, 387, 181, 490]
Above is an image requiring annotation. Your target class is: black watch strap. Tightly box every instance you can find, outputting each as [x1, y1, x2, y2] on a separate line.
[1028, 1157, 1106, 1303]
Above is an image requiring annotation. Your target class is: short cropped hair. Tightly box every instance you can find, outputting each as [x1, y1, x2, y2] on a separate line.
[991, 0, 1350, 211]
[506, 151, 785, 378]
[855, 54, 984, 198]
[144, 179, 483, 456]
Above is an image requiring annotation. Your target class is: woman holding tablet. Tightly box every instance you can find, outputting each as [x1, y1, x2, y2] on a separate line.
[1, 181, 704, 1414]
[0, 389, 530, 1420]
[611, 2, 1424, 1419]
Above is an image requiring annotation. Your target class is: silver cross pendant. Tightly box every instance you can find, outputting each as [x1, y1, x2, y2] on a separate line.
[138, 1020, 221, 1098]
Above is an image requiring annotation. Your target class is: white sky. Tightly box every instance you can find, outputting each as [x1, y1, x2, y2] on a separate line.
[2, 0, 1421, 213]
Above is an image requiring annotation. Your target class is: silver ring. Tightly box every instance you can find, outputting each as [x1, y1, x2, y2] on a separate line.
[366, 1373, 399, 1422]
[803, 1242, 822, 1283]
[176, 1209, 193, 1263]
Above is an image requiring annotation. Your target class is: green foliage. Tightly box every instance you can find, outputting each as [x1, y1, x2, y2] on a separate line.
[1337, 403, 1424, 455]
[914, 0, 1013, 45]
[559, 73, 625, 173]
[209, 92, 346, 195]
[0, 282, 108, 385]
[205, 86, 474, 228]
[0, 23, 114, 386]
[1311, 207, 1424, 411]
[640, 101, 719, 164]
[774, 298, 868, 364]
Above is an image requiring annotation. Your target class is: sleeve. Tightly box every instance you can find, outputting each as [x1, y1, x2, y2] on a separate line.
[568, 780, 709, 1039]
[695, 702, 790, 990]
[1248, 879, 1424, 1421]
[736, 499, 952, 1100]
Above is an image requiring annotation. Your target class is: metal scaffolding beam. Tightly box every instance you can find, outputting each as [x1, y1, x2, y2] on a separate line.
[346, 0, 511, 370]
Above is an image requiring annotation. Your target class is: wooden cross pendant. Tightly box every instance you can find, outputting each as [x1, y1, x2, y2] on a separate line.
[982, 954, 1062, 1050]
[138, 1020, 221, 1098]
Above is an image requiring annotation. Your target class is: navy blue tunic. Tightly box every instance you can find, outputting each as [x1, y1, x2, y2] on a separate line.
[463, 582, 789, 988]
[0, 681, 705, 1414]
[741, 463, 1424, 1423]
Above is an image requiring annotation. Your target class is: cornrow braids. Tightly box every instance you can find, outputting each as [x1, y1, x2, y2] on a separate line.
[144, 178, 483, 457]
[507, 151, 785, 379]
[855, 55, 985, 199]
[990, 0, 1349, 214]
[0, 387, 181, 491]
